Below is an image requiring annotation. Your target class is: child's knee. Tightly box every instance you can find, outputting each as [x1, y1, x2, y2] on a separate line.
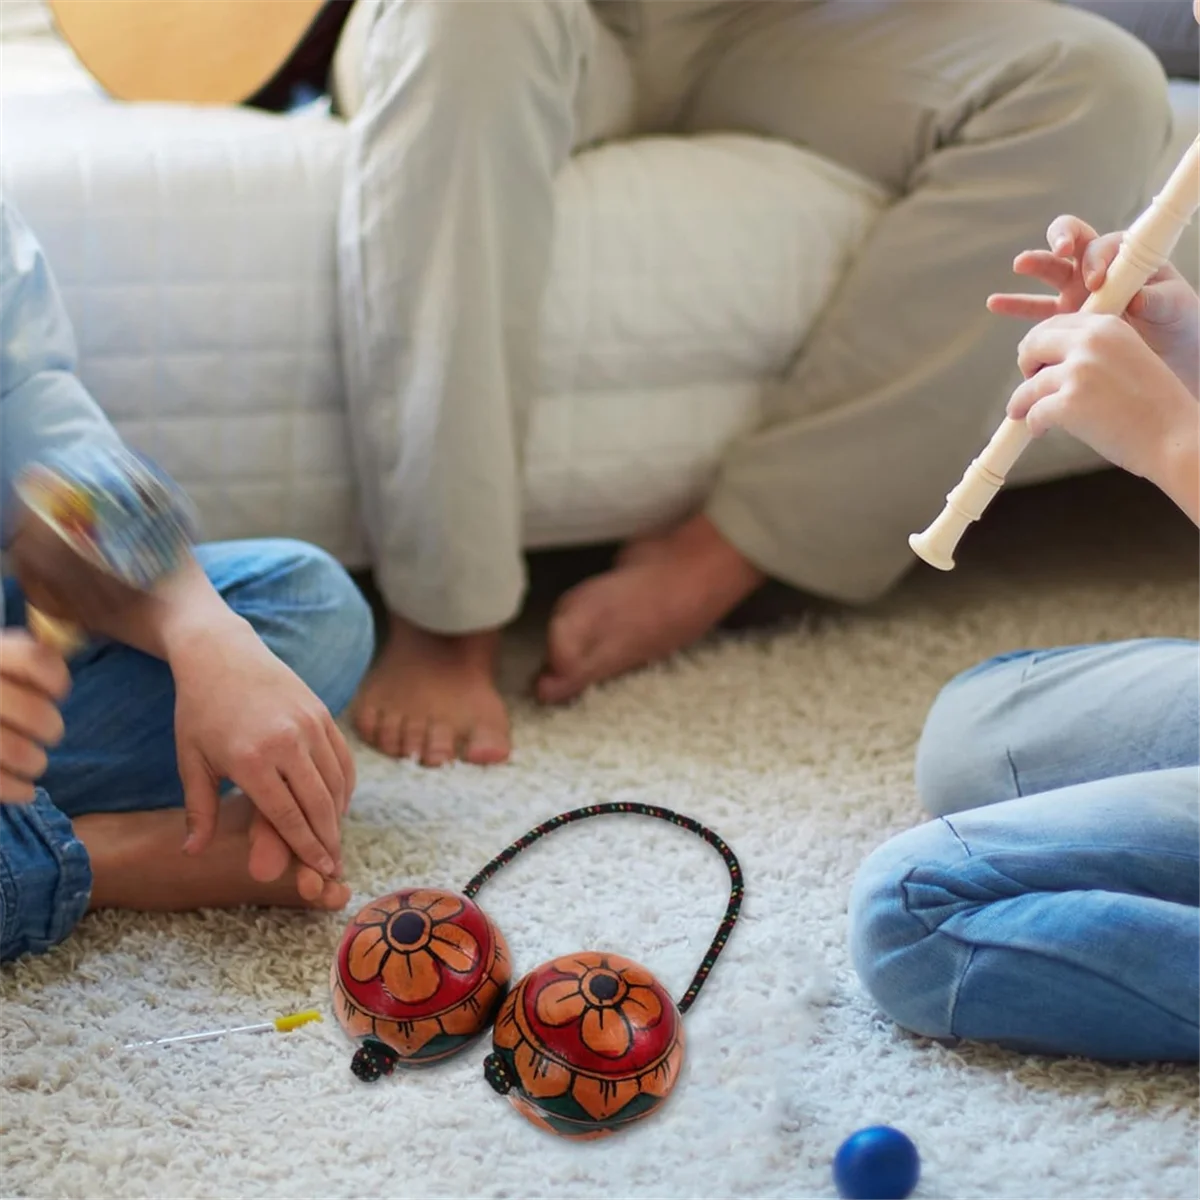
[848, 822, 964, 1042]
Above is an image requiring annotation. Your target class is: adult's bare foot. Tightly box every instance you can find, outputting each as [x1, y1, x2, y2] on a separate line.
[77, 793, 350, 913]
[352, 616, 510, 766]
[537, 513, 765, 704]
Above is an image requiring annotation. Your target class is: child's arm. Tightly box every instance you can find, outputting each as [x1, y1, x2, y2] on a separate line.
[0, 196, 125, 541]
[1158, 418, 1200, 526]
[1, 195, 350, 882]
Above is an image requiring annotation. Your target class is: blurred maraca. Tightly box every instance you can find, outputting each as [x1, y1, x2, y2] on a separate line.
[11, 444, 197, 654]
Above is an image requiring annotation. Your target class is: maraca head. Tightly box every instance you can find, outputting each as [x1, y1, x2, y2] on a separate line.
[484, 952, 685, 1139]
[14, 445, 196, 588]
[332, 888, 510, 1074]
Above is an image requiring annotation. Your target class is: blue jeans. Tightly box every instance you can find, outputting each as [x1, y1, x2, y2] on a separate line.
[0, 540, 374, 962]
[849, 638, 1199, 1061]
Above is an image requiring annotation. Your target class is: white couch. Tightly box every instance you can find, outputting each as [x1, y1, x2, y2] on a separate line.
[2, 5, 1196, 566]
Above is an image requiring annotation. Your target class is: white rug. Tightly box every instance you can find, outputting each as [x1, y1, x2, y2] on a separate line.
[3, 472, 1198, 1200]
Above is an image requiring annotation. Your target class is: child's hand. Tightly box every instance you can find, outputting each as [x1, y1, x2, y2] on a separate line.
[1010, 312, 1198, 482]
[989, 215, 1200, 396]
[169, 617, 355, 879]
[0, 630, 70, 803]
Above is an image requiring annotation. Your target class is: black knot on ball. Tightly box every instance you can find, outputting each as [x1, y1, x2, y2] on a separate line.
[483, 1052, 514, 1095]
[351, 1040, 399, 1083]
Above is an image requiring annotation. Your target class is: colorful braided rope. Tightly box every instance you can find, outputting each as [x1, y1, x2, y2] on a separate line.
[463, 802, 743, 1014]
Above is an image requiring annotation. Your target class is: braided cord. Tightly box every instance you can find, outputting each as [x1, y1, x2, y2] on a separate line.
[463, 802, 742, 1014]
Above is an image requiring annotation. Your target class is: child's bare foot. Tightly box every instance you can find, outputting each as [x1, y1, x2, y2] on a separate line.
[76, 793, 350, 913]
[536, 513, 765, 704]
[352, 617, 510, 766]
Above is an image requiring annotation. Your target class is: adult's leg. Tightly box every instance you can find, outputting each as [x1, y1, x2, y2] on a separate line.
[0, 540, 373, 961]
[848, 767, 1199, 1060]
[700, 0, 1169, 600]
[335, 0, 634, 762]
[914, 638, 1199, 815]
[538, 0, 1171, 699]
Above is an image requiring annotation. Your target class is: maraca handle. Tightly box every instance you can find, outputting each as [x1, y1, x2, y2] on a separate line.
[26, 607, 84, 657]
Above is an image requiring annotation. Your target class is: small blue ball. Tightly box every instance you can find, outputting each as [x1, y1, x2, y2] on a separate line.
[832, 1126, 920, 1200]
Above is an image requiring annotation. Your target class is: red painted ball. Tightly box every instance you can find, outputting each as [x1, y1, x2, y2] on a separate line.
[332, 888, 510, 1077]
[483, 951, 685, 1139]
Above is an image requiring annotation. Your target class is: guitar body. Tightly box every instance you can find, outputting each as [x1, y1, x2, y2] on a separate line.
[47, 0, 330, 105]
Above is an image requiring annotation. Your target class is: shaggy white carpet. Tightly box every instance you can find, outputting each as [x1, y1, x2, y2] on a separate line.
[2, 473, 1197, 1200]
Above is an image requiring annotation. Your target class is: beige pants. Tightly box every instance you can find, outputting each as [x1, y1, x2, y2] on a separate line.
[334, 0, 1170, 633]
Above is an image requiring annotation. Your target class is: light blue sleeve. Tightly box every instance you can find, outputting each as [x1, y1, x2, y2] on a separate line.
[0, 193, 124, 546]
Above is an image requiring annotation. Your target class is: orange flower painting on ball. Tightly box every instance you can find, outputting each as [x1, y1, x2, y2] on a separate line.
[346, 890, 481, 1003]
[484, 952, 686, 1139]
[534, 954, 666, 1058]
[331, 888, 511, 1067]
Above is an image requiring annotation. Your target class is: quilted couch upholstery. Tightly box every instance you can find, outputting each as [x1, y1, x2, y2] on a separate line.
[1, 5, 1196, 566]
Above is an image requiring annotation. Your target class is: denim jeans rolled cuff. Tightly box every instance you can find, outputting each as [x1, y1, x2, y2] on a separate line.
[0, 789, 92, 962]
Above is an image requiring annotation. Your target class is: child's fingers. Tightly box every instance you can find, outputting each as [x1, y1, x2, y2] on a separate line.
[987, 292, 1059, 321]
[0, 677, 65, 747]
[327, 718, 357, 807]
[0, 725, 48, 784]
[1076, 231, 1180, 307]
[309, 725, 349, 826]
[1079, 230, 1123, 292]
[0, 631, 72, 703]
[1124, 276, 1189, 326]
[1012, 249, 1075, 291]
[1046, 213, 1098, 257]
[1007, 366, 1063, 423]
[1015, 315, 1082, 378]
[1023, 391, 1070, 440]
[279, 752, 342, 870]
